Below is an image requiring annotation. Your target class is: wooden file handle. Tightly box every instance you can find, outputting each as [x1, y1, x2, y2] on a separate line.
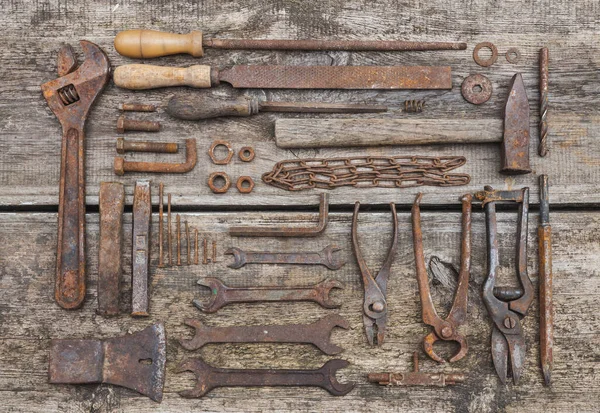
[113, 64, 212, 90]
[114, 29, 204, 58]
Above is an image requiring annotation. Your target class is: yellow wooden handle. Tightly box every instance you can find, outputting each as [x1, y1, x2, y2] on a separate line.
[113, 64, 212, 90]
[114, 30, 204, 58]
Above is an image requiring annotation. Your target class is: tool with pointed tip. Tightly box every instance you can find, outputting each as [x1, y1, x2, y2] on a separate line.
[225, 245, 345, 270]
[475, 186, 533, 384]
[41, 41, 110, 309]
[193, 277, 343, 313]
[538, 175, 553, 386]
[412, 192, 472, 363]
[114, 29, 467, 58]
[167, 94, 388, 120]
[501, 73, 531, 175]
[113, 64, 452, 90]
[352, 202, 398, 346]
[176, 357, 355, 398]
[179, 314, 349, 355]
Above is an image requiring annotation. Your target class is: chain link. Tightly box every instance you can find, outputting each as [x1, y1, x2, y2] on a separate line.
[262, 156, 470, 191]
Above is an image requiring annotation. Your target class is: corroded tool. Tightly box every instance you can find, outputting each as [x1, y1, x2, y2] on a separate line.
[538, 175, 553, 386]
[176, 358, 354, 398]
[412, 193, 472, 363]
[132, 181, 151, 317]
[539, 48, 549, 156]
[115, 29, 466, 58]
[352, 202, 398, 346]
[49, 324, 166, 402]
[114, 138, 197, 175]
[41, 41, 110, 309]
[368, 352, 466, 387]
[475, 186, 533, 384]
[167, 95, 387, 120]
[501, 73, 531, 175]
[113, 64, 453, 90]
[179, 314, 349, 355]
[225, 245, 345, 270]
[193, 277, 343, 313]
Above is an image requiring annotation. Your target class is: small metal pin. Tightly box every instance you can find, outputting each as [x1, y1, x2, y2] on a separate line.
[203, 238, 209, 264]
[158, 183, 164, 267]
[194, 229, 199, 265]
[212, 240, 217, 263]
[186, 221, 191, 265]
[177, 214, 181, 266]
[167, 194, 172, 266]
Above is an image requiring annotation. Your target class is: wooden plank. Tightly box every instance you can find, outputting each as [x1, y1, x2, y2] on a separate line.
[0, 210, 598, 411]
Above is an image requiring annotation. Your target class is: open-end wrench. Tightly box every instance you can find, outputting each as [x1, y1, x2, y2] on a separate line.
[179, 314, 349, 355]
[176, 357, 355, 398]
[193, 277, 343, 313]
[41, 41, 110, 309]
[225, 245, 345, 270]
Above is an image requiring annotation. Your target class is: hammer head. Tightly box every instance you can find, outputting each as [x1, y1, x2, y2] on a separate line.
[41, 41, 110, 128]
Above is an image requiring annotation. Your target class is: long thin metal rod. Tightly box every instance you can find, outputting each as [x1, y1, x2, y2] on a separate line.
[539, 175, 553, 385]
[177, 214, 181, 266]
[186, 221, 191, 265]
[205, 38, 467, 52]
[260, 101, 387, 114]
[167, 194, 172, 266]
[194, 229, 199, 265]
[539, 47, 549, 156]
[158, 183, 164, 267]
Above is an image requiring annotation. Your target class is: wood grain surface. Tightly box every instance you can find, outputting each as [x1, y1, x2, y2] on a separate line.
[0, 0, 599, 412]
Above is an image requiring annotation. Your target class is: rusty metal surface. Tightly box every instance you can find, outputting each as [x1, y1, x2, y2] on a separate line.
[176, 214, 181, 266]
[48, 323, 166, 402]
[208, 140, 234, 164]
[229, 193, 329, 237]
[114, 138, 197, 175]
[41, 40, 110, 310]
[262, 156, 470, 191]
[475, 186, 533, 384]
[176, 358, 354, 398]
[506, 47, 521, 64]
[206, 37, 466, 52]
[473, 42, 498, 67]
[236, 176, 255, 193]
[97, 182, 124, 317]
[116, 115, 160, 133]
[352, 202, 398, 346]
[461, 74, 492, 105]
[539, 47, 550, 156]
[57, 44, 77, 77]
[119, 102, 157, 112]
[179, 314, 349, 355]
[193, 277, 343, 313]
[404, 99, 425, 113]
[158, 183, 164, 268]
[260, 101, 388, 114]
[216, 65, 452, 89]
[208, 172, 232, 193]
[538, 175, 553, 386]
[368, 352, 465, 387]
[225, 245, 345, 270]
[412, 193, 472, 363]
[116, 138, 178, 154]
[132, 181, 151, 317]
[186, 220, 191, 265]
[501, 73, 531, 175]
[167, 194, 172, 266]
[238, 146, 255, 162]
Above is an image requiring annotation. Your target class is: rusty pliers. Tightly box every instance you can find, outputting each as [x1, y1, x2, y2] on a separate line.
[411, 193, 472, 363]
[476, 186, 533, 384]
[352, 202, 398, 346]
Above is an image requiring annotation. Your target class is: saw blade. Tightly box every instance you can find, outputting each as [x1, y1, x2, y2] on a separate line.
[218, 65, 452, 89]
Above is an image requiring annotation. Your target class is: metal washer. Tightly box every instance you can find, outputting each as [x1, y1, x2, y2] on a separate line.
[473, 42, 498, 67]
[461, 74, 493, 105]
[506, 48, 521, 64]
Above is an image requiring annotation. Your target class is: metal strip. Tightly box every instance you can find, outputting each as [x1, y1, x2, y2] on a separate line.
[132, 181, 151, 316]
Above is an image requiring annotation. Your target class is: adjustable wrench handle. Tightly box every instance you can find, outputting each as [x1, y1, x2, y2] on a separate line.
[55, 126, 86, 309]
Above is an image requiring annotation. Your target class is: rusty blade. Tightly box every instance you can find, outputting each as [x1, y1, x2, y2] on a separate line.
[217, 66, 452, 89]
[501, 73, 531, 175]
[132, 181, 151, 317]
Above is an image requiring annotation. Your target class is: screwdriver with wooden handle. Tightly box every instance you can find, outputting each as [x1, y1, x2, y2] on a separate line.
[114, 29, 467, 58]
[166, 95, 387, 120]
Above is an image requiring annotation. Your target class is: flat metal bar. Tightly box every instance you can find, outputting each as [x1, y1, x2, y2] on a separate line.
[132, 181, 151, 317]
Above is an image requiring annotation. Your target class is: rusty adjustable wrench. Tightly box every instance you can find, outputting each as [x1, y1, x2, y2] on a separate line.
[176, 358, 355, 398]
[41, 42, 110, 309]
[179, 314, 349, 355]
[225, 245, 345, 270]
[193, 277, 344, 313]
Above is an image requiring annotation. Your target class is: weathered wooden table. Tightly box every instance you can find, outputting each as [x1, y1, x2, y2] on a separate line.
[1, 1, 599, 412]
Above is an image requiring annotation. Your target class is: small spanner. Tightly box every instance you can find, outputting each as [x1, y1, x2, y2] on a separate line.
[193, 277, 343, 313]
[225, 245, 345, 270]
[176, 357, 355, 397]
[179, 314, 349, 355]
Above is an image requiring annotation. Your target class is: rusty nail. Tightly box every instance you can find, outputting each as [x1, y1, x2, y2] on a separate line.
[116, 115, 160, 133]
[203, 239, 208, 264]
[158, 183, 164, 268]
[116, 137, 178, 154]
[119, 102, 157, 112]
[114, 138, 197, 175]
[167, 194, 172, 266]
[194, 229, 199, 265]
[177, 214, 181, 266]
[132, 181, 151, 317]
[186, 221, 191, 265]
[212, 241, 217, 263]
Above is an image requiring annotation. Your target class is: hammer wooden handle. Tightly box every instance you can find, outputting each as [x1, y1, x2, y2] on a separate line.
[115, 29, 204, 58]
[113, 64, 211, 90]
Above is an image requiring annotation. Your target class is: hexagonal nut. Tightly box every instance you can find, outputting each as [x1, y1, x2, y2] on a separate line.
[236, 176, 255, 193]
[208, 172, 231, 193]
[116, 115, 125, 134]
[238, 146, 255, 162]
[116, 137, 125, 154]
[208, 140, 234, 165]
[114, 157, 125, 176]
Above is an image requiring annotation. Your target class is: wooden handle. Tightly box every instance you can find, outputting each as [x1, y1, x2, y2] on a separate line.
[114, 29, 204, 58]
[167, 95, 256, 120]
[113, 64, 212, 90]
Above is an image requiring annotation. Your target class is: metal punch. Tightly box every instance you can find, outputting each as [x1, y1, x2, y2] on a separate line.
[352, 202, 398, 346]
[475, 186, 533, 384]
[412, 193, 472, 363]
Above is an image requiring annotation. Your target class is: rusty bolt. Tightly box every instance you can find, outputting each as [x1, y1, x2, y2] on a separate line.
[504, 316, 517, 329]
[208, 140, 234, 165]
[116, 115, 161, 133]
[208, 172, 231, 193]
[236, 176, 255, 193]
[116, 137, 178, 154]
[119, 103, 157, 112]
[238, 146, 255, 162]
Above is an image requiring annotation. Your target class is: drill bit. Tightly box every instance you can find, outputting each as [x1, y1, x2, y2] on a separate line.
[539, 47, 549, 157]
